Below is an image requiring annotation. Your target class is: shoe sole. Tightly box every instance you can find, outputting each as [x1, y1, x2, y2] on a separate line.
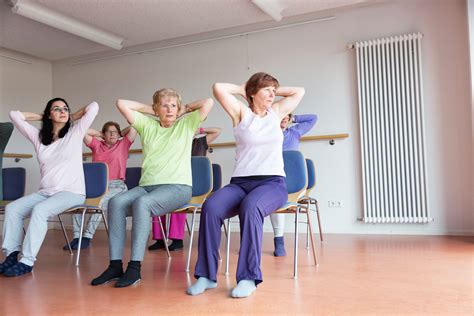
[91, 277, 121, 286]
[115, 278, 141, 288]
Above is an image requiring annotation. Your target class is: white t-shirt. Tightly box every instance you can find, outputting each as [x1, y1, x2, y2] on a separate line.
[9, 102, 99, 196]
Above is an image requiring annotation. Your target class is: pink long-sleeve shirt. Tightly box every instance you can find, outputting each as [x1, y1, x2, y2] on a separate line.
[9, 102, 99, 196]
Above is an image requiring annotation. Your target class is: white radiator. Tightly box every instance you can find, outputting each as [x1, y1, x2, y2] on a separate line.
[355, 33, 431, 224]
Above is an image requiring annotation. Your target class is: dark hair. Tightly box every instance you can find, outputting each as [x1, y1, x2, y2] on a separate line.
[39, 97, 72, 145]
[245, 72, 280, 109]
[102, 121, 122, 137]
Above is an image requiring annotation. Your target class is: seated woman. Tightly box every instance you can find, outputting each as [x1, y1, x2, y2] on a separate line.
[187, 72, 304, 298]
[63, 122, 137, 250]
[148, 126, 222, 252]
[271, 112, 318, 256]
[0, 98, 98, 277]
[91, 88, 213, 288]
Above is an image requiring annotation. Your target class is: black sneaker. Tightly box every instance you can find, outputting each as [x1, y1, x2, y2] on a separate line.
[168, 239, 183, 251]
[148, 240, 166, 251]
[4, 262, 33, 277]
[91, 261, 123, 286]
[115, 261, 141, 288]
[63, 238, 79, 250]
[0, 251, 19, 274]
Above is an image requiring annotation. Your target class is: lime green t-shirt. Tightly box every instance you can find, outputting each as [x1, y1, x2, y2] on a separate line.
[132, 110, 202, 186]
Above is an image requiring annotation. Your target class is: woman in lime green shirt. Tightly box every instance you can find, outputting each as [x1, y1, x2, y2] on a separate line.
[91, 88, 213, 288]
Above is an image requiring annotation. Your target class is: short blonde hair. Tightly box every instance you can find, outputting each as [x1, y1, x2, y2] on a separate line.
[152, 88, 182, 112]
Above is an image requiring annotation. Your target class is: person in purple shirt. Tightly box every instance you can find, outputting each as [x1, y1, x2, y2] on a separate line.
[270, 113, 318, 257]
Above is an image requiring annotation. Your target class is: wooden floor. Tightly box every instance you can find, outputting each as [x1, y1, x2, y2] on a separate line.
[0, 230, 472, 315]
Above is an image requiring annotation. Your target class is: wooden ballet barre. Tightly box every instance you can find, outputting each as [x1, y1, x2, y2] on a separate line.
[2, 153, 33, 162]
[82, 133, 349, 159]
[210, 133, 350, 148]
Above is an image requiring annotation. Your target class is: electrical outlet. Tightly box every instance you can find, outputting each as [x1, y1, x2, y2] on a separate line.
[328, 200, 342, 208]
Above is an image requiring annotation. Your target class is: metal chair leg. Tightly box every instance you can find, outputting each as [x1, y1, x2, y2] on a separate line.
[305, 204, 318, 266]
[158, 216, 171, 258]
[306, 219, 310, 250]
[101, 211, 109, 236]
[223, 220, 228, 238]
[58, 214, 73, 255]
[75, 208, 87, 266]
[165, 213, 171, 243]
[185, 218, 191, 237]
[186, 209, 197, 272]
[314, 200, 323, 242]
[293, 206, 299, 279]
[225, 218, 231, 276]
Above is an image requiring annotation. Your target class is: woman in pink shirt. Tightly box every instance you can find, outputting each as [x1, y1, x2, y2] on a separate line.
[63, 121, 137, 250]
[0, 98, 98, 277]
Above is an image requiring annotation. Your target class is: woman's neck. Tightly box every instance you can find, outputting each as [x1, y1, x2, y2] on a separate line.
[52, 122, 66, 138]
[252, 105, 268, 117]
[160, 121, 175, 128]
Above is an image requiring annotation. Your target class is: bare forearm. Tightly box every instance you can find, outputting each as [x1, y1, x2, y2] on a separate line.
[202, 127, 221, 134]
[185, 98, 213, 112]
[87, 128, 103, 138]
[214, 83, 246, 97]
[21, 112, 42, 121]
[71, 106, 87, 121]
[117, 99, 154, 115]
[276, 86, 305, 98]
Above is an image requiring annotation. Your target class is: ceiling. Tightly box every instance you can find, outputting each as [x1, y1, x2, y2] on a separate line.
[0, 0, 374, 61]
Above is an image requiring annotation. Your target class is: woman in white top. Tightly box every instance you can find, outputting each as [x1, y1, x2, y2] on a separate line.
[0, 98, 98, 277]
[188, 72, 305, 298]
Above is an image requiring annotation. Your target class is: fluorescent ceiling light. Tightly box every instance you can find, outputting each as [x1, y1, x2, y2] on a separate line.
[11, 0, 124, 50]
[251, 0, 287, 22]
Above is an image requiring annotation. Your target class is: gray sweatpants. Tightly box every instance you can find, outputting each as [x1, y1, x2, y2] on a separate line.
[108, 184, 191, 261]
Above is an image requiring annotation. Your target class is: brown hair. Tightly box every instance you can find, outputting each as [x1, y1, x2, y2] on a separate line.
[245, 72, 280, 108]
[102, 121, 122, 137]
[152, 88, 182, 113]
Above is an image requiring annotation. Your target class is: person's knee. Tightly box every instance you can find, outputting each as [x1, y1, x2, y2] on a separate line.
[108, 194, 125, 210]
[132, 196, 155, 215]
[4, 204, 20, 221]
[201, 199, 224, 221]
[30, 206, 49, 222]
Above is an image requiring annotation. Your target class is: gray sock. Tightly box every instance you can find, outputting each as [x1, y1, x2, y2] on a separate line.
[187, 277, 217, 295]
[231, 280, 256, 298]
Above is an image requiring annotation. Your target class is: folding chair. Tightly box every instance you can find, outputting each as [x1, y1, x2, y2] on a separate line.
[0, 168, 26, 223]
[58, 162, 108, 266]
[125, 167, 141, 190]
[225, 150, 318, 278]
[157, 156, 213, 272]
[298, 159, 323, 243]
[184, 163, 222, 236]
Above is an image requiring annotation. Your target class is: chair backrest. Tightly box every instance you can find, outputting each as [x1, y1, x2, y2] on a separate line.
[211, 163, 222, 193]
[190, 156, 213, 203]
[306, 158, 316, 193]
[83, 162, 108, 205]
[2, 167, 26, 201]
[283, 151, 307, 203]
[125, 167, 141, 190]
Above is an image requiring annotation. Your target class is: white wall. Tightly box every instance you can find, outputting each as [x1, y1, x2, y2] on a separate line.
[0, 49, 52, 231]
[1, 48, 52, 194]
[38, 0, 471, 235]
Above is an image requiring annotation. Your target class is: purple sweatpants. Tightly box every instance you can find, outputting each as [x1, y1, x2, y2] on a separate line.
[151, 214, 186, 240]
[193, 175, 287, 285]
